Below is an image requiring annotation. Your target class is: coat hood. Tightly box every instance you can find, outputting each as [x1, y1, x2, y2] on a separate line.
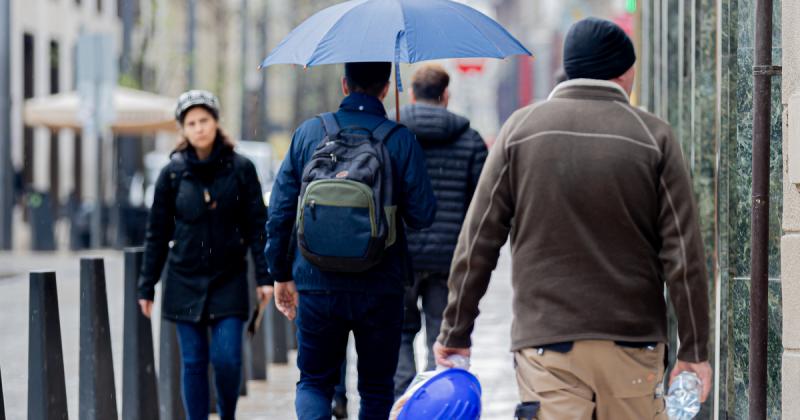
[400, 103, 470, 146]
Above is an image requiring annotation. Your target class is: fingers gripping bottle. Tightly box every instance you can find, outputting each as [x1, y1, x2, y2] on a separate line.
[665, 372, 702, 420]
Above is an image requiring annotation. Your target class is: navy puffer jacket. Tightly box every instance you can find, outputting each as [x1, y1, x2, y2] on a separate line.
[401, 103, 487, 272]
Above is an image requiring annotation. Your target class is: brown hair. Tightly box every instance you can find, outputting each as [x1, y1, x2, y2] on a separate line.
[411, 64, 450, 102]
[173, 127, 236, 153]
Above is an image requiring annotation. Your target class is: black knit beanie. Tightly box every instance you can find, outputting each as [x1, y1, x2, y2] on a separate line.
[563, 18, 636, 81]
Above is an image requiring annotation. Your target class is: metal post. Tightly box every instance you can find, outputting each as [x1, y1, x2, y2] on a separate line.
[186, 0, 197, 87]
[0, 0, 12, 250]
[258, 3, 269, 139]
[120, 0, 134, 76]
[79, 257, 119, 420]
[240, 0, 249, 139]
[749, 0, 778, 418]
[89, 124, 103, 248]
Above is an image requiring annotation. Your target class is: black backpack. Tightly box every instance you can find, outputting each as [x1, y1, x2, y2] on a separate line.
[296, 112, 399, 272]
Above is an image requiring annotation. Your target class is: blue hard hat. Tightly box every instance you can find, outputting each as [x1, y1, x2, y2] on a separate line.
[398, 369, 482, 420]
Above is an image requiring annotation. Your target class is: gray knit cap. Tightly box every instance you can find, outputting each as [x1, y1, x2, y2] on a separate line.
[175, 90, 220, 123]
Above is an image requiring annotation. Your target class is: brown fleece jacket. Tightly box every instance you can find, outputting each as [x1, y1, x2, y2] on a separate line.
[437, 79, 710, 363]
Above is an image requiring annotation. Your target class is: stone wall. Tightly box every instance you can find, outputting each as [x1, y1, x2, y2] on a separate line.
[781, 0, 800, 417]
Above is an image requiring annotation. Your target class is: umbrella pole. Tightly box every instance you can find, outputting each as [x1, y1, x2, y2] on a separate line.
[395, 79, 400, 122]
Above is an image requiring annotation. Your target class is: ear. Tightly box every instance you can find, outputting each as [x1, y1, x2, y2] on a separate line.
[409, 88, 417, 104]
[341, 77, 349, 96]
[378, 82, 391, 101]
[442, 88, 450, 107]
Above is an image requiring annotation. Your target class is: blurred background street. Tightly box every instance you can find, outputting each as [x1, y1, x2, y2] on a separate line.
[1, 0, 798, 418]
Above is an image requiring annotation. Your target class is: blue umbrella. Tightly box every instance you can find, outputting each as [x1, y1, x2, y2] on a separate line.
[259, 0, 532, 118]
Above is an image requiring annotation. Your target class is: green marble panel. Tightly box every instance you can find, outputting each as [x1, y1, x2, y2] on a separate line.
[729, 279, 783, 419]
[638, 0, 783, 415]
[717, 0, 738, 414]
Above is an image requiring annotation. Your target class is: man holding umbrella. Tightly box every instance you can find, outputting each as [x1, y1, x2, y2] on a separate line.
[266, 62, 436, 419]
[259, 2, 530, 418]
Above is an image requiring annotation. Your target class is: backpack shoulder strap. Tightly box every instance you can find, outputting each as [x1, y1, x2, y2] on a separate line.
[371, 119, 401, 143]
[318, 112, 341, 138]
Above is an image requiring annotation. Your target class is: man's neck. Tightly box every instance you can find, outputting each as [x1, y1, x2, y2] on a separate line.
[414, 99, 445, 108]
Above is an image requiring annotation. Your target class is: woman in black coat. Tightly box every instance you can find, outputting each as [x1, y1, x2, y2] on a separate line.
[138, 90, 272, 420]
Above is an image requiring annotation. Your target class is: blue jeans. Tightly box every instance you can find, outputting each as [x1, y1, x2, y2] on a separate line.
[295, 291, 404, 420]
[176, 317, 244, 420]
[393, 271, 449, 397]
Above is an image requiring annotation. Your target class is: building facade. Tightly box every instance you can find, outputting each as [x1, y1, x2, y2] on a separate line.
[9, 0, 121, 249]
[638, 0, 787, 417]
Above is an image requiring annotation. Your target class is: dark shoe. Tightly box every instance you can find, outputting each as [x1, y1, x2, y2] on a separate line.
[332, 395, 348, 419]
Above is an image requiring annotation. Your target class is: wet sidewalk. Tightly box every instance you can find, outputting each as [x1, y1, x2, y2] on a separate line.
[0, 247, 517, 419]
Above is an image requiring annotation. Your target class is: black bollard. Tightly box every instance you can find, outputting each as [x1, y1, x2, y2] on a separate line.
[240, 340, 248, 397]
[267, 301, 289, 364]
[79, 257, 119, 420]
[28, 271, 68, 420]
[289, 319, 298, 350]
[246, 253, 268, 380]
[159, 317, 185, 420]
[122, 248, 159, 420]
[250, 318, 269, 380]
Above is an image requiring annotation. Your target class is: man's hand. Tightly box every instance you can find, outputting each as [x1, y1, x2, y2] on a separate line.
[669, 360, 713, 402]
[256, 285, 274, 308]
[138, 299, 154, 319]
[274, 280, 299, 320]
[433, 341, 471, 368]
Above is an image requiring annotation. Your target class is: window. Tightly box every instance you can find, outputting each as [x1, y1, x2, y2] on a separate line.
[22, 33, 34, 187]
[49, 41, 59, 94]
[49, 41, 60, 208]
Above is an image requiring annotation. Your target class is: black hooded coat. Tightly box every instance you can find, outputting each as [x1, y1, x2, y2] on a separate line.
[400, 103, 487, 273]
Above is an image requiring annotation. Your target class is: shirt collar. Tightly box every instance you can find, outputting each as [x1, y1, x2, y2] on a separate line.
[339, 92, 388, 116]
[547, 78, 630, 102]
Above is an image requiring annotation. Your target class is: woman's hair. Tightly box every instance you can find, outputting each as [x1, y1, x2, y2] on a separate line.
[173, 127, 236, 153]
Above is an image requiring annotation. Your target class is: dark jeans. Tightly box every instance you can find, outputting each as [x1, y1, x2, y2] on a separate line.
[175, 316, 244, 420]
[295, 291, 404, 420]
[393, 271, 449, 397]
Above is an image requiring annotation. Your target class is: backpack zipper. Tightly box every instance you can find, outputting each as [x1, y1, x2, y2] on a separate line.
[301, 180, 376, 237]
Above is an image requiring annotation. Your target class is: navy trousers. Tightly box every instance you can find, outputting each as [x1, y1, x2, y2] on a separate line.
[294, 291, 404, 420]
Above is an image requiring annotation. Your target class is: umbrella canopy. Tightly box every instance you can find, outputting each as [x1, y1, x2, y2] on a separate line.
[24, 87, 177, 134]
[259, 0, 531, 68]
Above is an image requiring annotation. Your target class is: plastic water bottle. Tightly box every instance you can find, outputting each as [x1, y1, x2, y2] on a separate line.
[665, 372, 702, 420]
[444, 354, 470, 370]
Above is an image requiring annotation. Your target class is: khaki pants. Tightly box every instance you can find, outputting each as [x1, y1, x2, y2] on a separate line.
[514, 340, 667, 420]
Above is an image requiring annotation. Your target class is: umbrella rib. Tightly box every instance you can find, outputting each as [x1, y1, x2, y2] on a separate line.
[394, 0, 410, 61]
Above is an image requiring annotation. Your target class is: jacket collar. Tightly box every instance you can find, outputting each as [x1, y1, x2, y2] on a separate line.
[548, 79, 630, 103]
[339, 92, 388, 116]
